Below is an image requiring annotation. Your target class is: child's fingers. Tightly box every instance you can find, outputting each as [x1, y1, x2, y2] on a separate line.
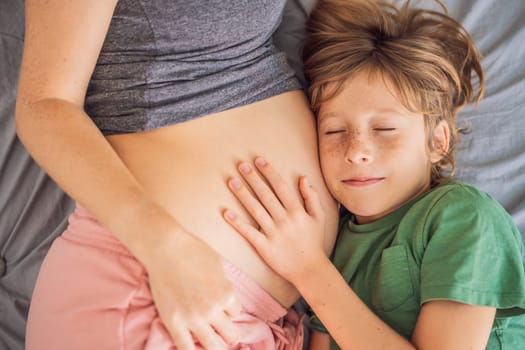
[299, 176, 324, 218]
[227, 177, 274, 231]
[253, 157, 301, 212]
[223, 209, 269, 252]
[237, 162, 287, 220]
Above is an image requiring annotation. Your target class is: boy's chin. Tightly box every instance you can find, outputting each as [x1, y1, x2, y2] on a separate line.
[345, 204, 395, 225]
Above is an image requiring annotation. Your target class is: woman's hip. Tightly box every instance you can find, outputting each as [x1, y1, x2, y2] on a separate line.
[26, 204, 304, 349]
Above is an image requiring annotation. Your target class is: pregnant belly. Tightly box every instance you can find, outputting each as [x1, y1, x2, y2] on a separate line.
[106, 91, 338, 307]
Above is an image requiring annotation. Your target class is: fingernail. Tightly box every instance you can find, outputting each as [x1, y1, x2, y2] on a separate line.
[239, 163, 251, 174]
[255, 157, 266, 167]
[304, 177, 310, 187]
[230, 178, 241, 189]
[225, 210, 236, 220]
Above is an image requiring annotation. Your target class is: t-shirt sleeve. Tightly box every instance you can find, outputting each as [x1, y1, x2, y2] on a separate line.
[420, 184, 525, 317]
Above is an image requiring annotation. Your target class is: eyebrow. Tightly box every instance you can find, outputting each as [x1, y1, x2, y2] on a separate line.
[318, 108, 411, 121]
[369, 108, 411, 116]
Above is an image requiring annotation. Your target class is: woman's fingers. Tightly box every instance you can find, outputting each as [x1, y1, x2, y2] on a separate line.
[168, 326, 196, 350]
[190, 320, 229, 350]
[192, 293, 242, 350]
[211, 308, 242, 347]
[163, 290, 239, 350]
[157, 291, 239, 350]
[189, 301, 242, 350]
[224, 293, 243, 317]
[146, 234, 242, 350]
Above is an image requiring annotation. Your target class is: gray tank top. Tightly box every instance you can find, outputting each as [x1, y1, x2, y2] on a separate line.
[84, 0, 302, 135]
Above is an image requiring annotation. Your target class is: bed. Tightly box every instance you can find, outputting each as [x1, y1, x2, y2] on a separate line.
[0, 0, 524, 349]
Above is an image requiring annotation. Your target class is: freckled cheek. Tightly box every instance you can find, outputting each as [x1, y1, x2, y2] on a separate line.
[319, 140, 346, 163]
[319, 159, 341, 198]
[375, 138, 405, 155]
[319, 142, 345, 184]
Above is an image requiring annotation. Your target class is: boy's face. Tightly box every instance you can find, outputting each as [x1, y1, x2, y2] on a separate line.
[317, 71, 445, 224]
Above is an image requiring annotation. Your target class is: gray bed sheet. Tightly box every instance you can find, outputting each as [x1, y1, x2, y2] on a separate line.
[0, 0, 524, 349]
[0, 1, 75, 348]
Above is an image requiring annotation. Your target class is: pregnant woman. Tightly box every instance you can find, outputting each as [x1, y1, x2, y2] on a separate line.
[16, 0, 338, 349]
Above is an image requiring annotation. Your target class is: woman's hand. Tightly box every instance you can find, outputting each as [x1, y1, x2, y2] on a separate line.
[141, 225, 243, 350]
[223, 157, 327, 285]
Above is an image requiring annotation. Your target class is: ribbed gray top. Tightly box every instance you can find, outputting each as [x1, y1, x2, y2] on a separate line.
[84, 0, 302, 135]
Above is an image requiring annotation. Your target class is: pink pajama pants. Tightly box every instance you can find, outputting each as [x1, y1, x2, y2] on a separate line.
[26, 205, 304, 349]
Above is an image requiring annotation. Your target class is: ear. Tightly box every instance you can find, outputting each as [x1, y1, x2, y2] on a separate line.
[429, 120, 450, 163]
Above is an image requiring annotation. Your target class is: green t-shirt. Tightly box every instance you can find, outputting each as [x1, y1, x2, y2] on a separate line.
[311, 181, 525, 349]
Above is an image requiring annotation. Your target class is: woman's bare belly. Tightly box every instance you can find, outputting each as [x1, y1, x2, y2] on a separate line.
[106, 91, 338, 307]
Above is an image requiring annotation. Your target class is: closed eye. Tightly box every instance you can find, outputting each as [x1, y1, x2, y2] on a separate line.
[325, 130, 346, 135]
[374, 128, 396, 132]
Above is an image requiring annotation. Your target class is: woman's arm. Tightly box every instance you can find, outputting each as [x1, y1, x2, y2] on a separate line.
[17, 1, 240, 349]
[223, 157, 495, 350]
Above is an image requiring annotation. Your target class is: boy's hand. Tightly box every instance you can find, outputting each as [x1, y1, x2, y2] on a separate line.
[223, 157, 327, 285]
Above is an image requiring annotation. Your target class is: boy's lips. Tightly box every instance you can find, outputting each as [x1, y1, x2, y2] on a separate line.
[342, 177, 385, 187]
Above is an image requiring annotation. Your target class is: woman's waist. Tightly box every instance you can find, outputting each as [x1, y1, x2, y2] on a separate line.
[61, 208, 299, 314]
[65, 201, 300, 307]
[99, 92, 334, 306]
[104, 90, 332, 236]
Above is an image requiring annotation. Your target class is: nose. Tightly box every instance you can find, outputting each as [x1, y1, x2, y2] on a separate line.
[344, 136, 373, 164]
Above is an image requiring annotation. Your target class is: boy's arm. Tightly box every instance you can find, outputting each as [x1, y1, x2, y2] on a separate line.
[223, 158, 413, 348]
[296, 256, 495, 350]
[412, 301, 495, 350]
[309, 331, 331, 350]
[224, 158, 496, 350]
[296, 255, 415, 349]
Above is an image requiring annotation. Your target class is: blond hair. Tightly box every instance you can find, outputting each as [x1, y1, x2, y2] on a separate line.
[304, 0, 485, 185]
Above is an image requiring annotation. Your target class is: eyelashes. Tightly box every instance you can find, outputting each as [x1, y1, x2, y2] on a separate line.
[324, 130, 346, 135]
[323, 128, 397, 135]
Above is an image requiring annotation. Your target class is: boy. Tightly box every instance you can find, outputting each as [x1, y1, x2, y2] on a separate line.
[222, 0, 525, 349]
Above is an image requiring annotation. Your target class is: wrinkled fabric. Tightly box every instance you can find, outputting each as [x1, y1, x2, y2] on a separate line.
[26, 204, 304, 349]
